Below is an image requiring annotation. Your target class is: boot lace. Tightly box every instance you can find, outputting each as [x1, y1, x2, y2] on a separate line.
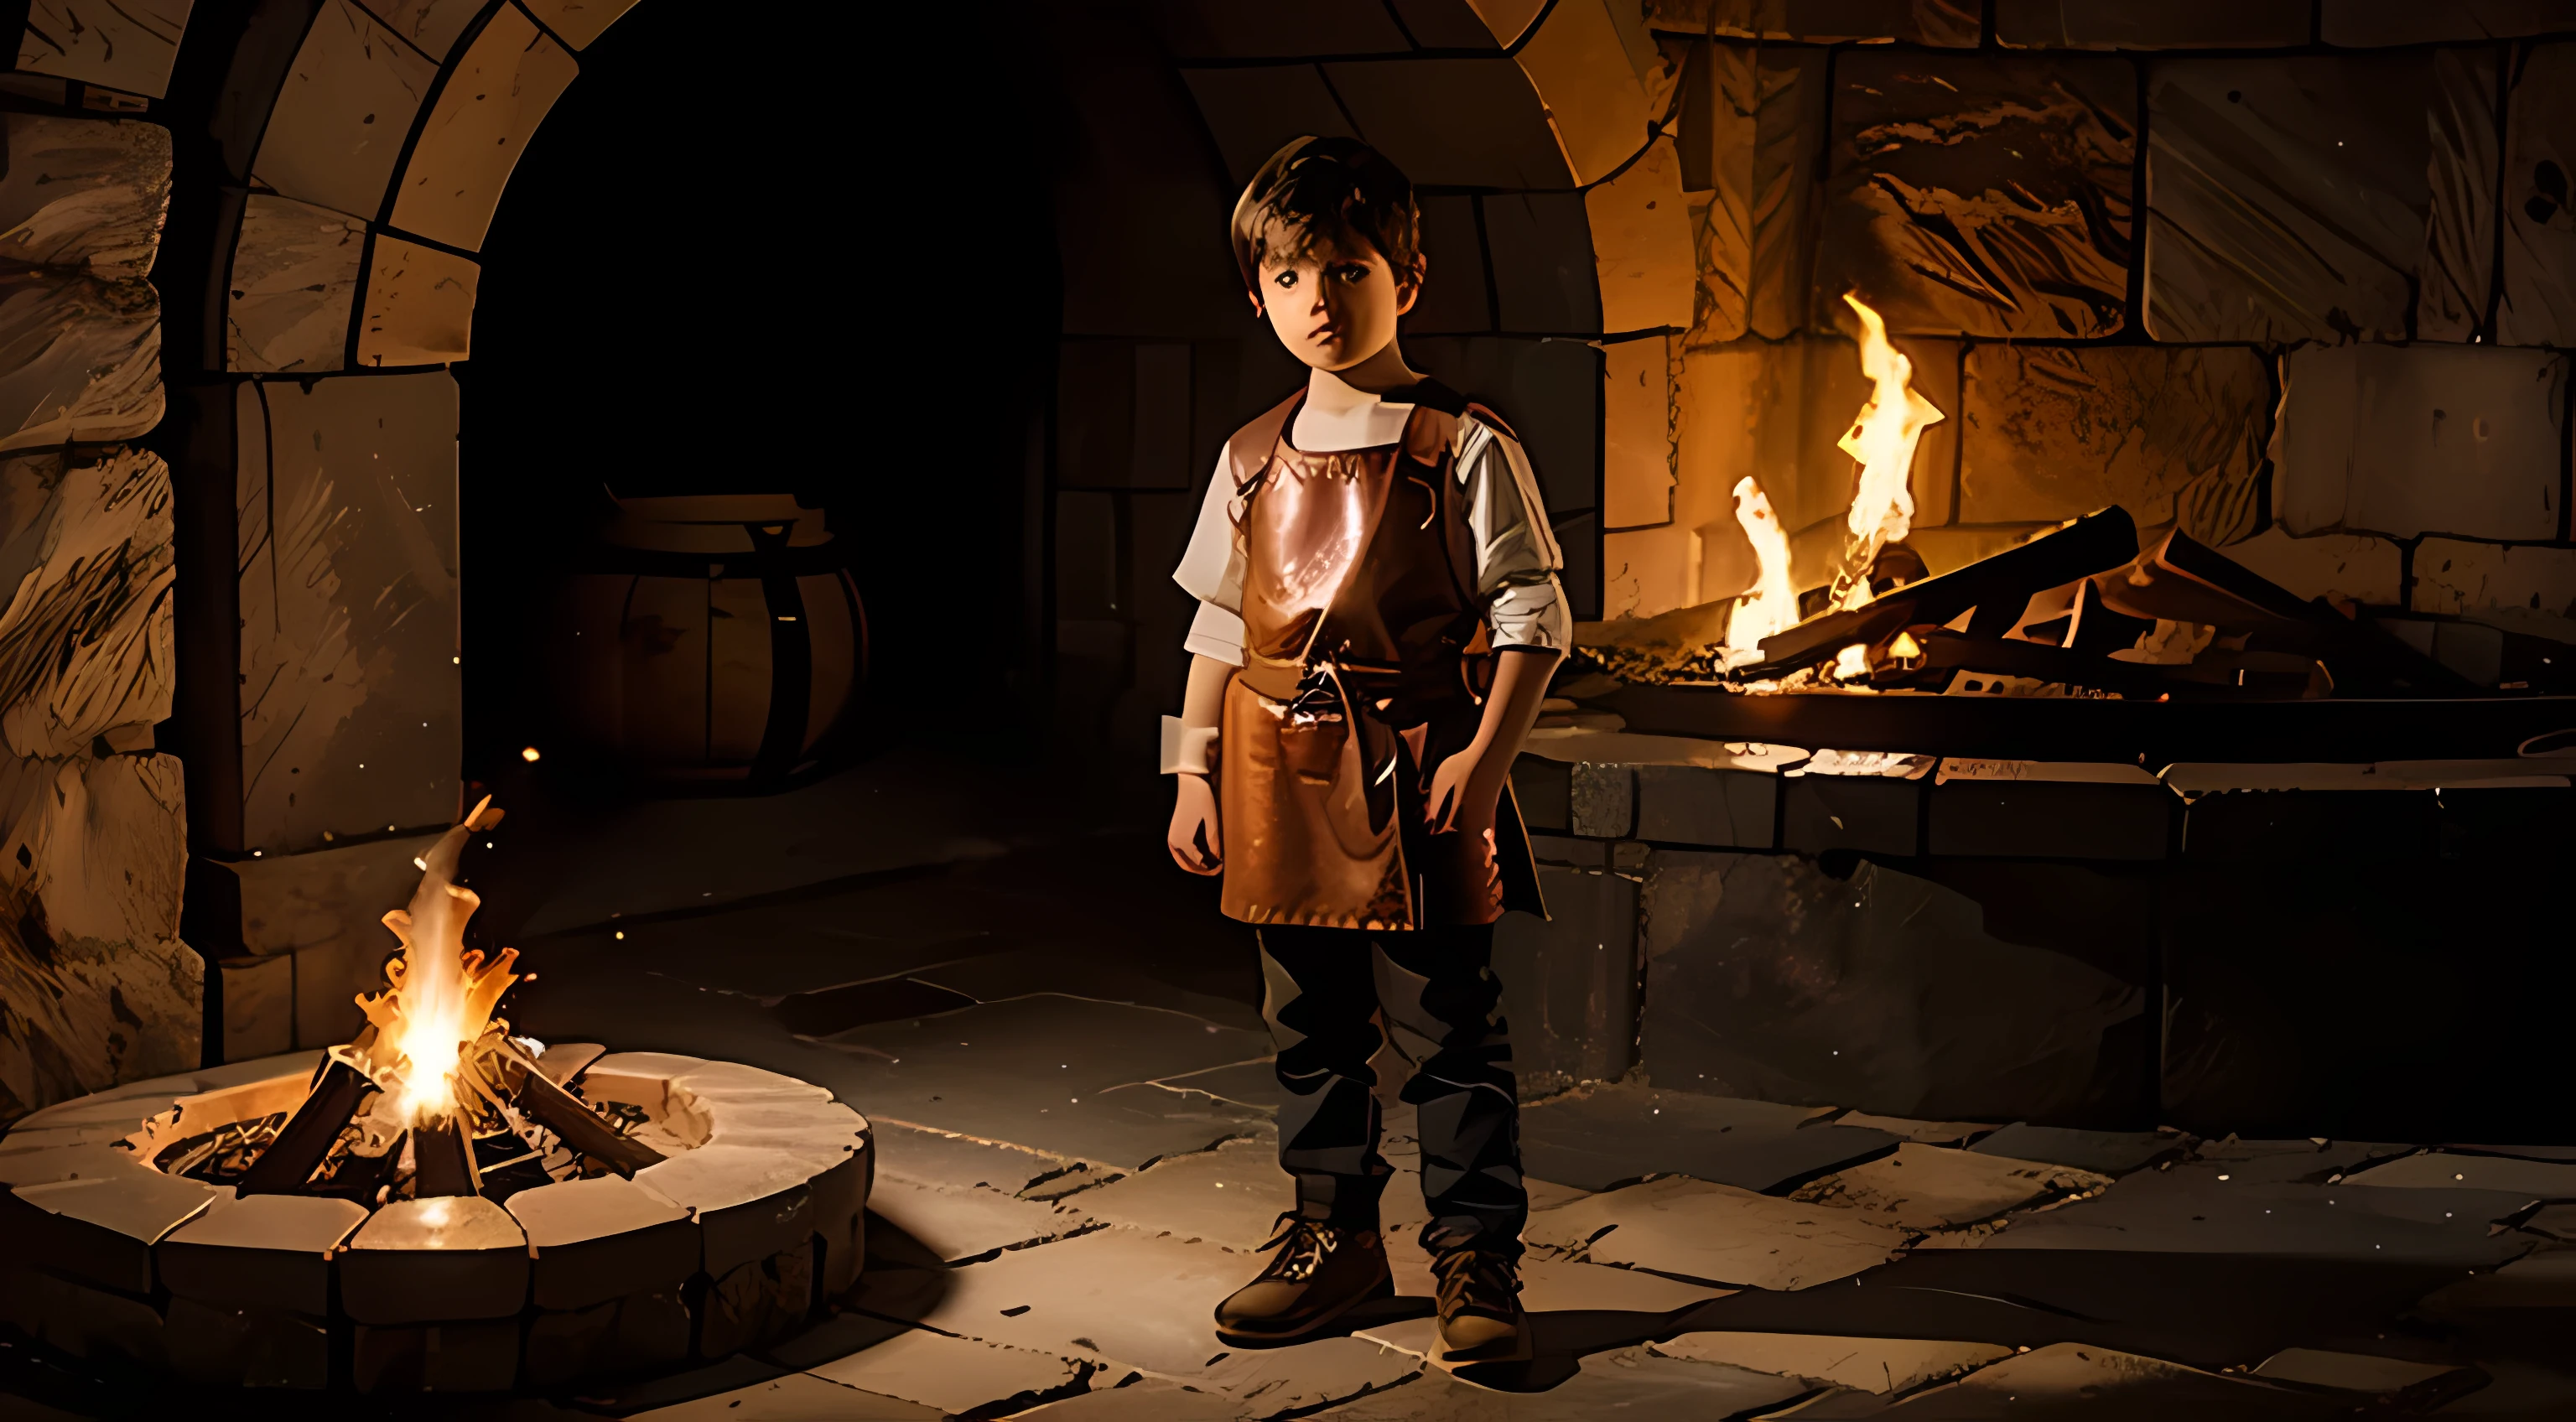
[1432, 1248, 1519, 1322]
[1253, 1212, 1359, 1284]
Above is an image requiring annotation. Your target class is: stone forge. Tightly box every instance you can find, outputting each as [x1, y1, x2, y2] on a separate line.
[0, 802, 870, 1393]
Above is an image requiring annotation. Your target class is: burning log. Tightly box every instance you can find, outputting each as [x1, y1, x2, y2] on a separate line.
[236, 1056, 379, 1196]
[1736, 506, 2141, 680]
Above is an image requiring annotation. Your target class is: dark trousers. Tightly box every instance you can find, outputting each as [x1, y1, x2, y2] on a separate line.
[1258, 921, 1527, 1259]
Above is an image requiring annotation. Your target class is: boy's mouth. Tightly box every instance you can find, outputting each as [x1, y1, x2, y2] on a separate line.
[1309, 321, 1342, 343]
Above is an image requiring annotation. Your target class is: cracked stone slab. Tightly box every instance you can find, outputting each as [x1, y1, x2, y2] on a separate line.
[1653, 1331, 2012, 1393]
[808, 1321, 1095, 1416]
[2521, 1202, 2576, 1241]
[226, 195, 362, 373]
[1315, 1345, 1805, 1418]
[816, 994, 1273, 1170]
[867, 1176, 1093, 1264]
[1976, 1157, 2536, 1265]
[1997, 0, 2311, 47]
[2272, 343, 2565, 542]
[2220, 528, 2405, 608]
[853, 1224, 1411, 1398]
[1821, 50, 2135, 338]
[2145, 52, 2494, 343]
[1519, 1080, 1897, 1194]
[2339, 1151, 2576, 1197]
[870, 1123, 1066, 1194]
[16, 0, 190, 98]
[1136, 1058, 1281, 1113]
[1069, 1136, 1287, 1251]
[251, 0, 437, 221]
[1852, 1341, 2352, 1417]
[1967, 1124, 2182, 1175]
[629, 1372, 944, 1420]
[1525, 1175, 1906, 1290]
[1015, 1383, 1246, 1419]
[1961, 343, 2269, 538]
[0, 269, 161, 453]
[1835, 1113, 1996, 1148]
[1794, 1144, 2111, 1232]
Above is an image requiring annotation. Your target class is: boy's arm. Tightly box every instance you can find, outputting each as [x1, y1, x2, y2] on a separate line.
[1426, 646, 1559, 833]
[1166, 653, 1235, 874]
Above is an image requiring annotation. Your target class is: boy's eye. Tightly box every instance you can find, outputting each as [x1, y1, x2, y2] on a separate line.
[1336, 264, 1369, 283]
[1272, 270, 1297, 288]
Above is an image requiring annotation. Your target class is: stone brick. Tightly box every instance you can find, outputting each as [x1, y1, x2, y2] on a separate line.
[2217, 528, 2403, 607]
[1406, 335, 1600, 514]
[15, 0, 190, 98]
[1587, 138, 1695, 334]
[1148, 0, 1410, 58]
[351, 1319, 520, 1393]
[1821, 51, 2134, 340]
[2499, 44, 2576, 348]
[523, 1287, 691, 1387]
[13, 1166, 217, 1293]
[1997, 0, 2310, 47]
[1405, 195, 1492, 335]
[0, 448, 174, 757]
[387, 5, 576, 252]
[506, 1175, 697, 1311]
[2272, 344, 2565, 542]
[233, 373, 459, 854]
[1514, 0, 1671, 186]
[354, 0, 485, 59]
[1603, 339, 1673, 530]
[226, 195, 361, 374]
[0, 1265, 164, 1367]
[195, 832, 434, 1049]
[1494, 865, 1639, 1097]
[164, 1295, 328, 1388]
[1643, 0, 1978, 44]
[633, 1144, 817, 1279]
[1680, 41, 1826, 345]
[340, 1196, 530, 1324]
[251, 0, 437, 221]
[2411, 540, 2576, 631]
[0, 268, 161, 454]
[0, 753, 197, 1123]
[1635, 763, 1775, 848]
[2146, 52, 2496, 344]
[699, 1245, 813, 1359]
[1639, 851, 2148, 1121]
[0, 114, 169, 278]
[1960, 344, 2269, 537]
[159, 1191, 366, 1315]
[2324, 1, 2576, 44]
[1570, 761, 1634, 838]
[356, 236, 475, 366]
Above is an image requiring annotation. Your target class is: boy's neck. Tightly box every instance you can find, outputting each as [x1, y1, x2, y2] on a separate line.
[1314, 341, 1424, 401]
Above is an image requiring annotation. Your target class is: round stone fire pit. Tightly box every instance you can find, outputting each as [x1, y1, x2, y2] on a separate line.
[0, 1046, 870, 1392]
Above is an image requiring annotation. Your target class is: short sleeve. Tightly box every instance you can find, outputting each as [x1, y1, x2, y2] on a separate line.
[1171, 449, 1244, 613]
[1457, 417, 1571, 652]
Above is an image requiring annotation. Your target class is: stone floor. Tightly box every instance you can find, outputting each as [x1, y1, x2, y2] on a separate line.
[7, 747, 2576, 1419]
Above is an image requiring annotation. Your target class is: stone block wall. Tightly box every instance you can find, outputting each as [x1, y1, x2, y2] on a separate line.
[1601, 5, 2576, 677]
[0, 106, 195, 1122]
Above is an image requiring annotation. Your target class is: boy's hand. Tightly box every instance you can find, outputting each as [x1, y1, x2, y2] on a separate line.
[1168, 772, 1223, 875]
[1425, 743, 1502, 838]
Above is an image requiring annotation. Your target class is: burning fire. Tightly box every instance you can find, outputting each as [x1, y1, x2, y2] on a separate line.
[1720, 476, 1799, 665]
[1831, 293, 1944, 610]
[357, 797, 518, 1124]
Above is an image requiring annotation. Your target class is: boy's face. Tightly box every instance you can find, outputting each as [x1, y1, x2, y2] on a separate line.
[1251, 225, 1421, 374]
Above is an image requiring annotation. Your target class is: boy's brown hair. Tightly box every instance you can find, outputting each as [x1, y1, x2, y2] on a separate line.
[1229, 136, 1421, 303]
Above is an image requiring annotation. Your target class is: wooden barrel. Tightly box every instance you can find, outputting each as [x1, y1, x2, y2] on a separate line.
[547, 495, 866, 787]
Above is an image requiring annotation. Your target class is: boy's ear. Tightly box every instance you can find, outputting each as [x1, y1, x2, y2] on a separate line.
[1246, 288, 1265, 319]
[1394, 255, 1427, 318]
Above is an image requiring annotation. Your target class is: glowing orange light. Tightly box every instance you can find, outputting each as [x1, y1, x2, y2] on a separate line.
[1831, 293, 1945, 612]
[1722, 476, 1800, 666]
[520, 746, 541, 763]
[1891, 631, 1924, 659]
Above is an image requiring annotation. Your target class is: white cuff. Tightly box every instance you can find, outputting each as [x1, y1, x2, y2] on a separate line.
[1161, 716, 1219, 775]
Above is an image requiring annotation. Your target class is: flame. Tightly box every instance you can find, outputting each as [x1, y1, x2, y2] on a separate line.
[357, 797, 519, 1125]
[1891, 631, 1924, 660]
[1831, 293, 1945, 612]
[1831, 644, 1871, 681]
[1722, 476, 1799, 663]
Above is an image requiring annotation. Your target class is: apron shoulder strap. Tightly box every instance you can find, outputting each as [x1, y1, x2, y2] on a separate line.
[1227, 389, 1304, 495]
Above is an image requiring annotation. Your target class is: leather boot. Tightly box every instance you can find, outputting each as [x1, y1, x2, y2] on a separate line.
[1213, 1212, 1394, 1344]
[1432, 1247, 1533, 1365]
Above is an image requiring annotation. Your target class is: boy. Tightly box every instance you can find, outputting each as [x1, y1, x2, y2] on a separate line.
[1161, 136, 1567, 1366]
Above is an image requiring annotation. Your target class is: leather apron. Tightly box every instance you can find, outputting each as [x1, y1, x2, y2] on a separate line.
[1218, 389, 1544, 931]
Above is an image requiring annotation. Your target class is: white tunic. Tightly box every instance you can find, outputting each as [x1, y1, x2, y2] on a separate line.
[1170, 369, 1572, 667]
